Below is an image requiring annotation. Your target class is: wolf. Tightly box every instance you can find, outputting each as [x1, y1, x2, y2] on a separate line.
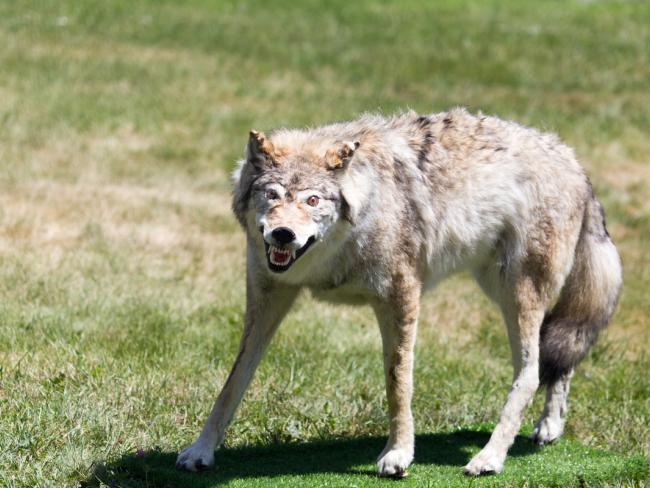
[176, 109, 622, 477]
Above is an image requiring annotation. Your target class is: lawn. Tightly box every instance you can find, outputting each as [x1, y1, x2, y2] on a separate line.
[0, 0, 649, 486]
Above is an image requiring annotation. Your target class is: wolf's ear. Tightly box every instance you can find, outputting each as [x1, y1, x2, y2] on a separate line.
[247, 130, 278, 169]
[325, 141, 360, 170]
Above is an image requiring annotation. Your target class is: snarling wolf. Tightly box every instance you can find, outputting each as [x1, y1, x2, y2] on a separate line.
[176, 109, 622, 476]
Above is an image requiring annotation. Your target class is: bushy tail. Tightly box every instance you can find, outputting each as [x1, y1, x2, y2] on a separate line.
[539, 196, 622, 385]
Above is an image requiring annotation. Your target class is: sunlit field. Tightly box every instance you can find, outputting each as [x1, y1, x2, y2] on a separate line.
[0, 1, 648, 486]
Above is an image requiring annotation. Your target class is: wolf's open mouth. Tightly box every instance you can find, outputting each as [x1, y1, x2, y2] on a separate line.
[264, 236, 315, 273]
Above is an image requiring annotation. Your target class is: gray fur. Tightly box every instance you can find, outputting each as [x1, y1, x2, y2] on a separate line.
[177, 109, 623, 476]
[540, 193, 621, 385]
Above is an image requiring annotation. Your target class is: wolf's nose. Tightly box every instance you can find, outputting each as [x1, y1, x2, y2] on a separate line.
[271, 227, 296, 245]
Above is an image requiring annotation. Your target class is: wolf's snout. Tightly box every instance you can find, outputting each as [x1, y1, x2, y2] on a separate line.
[264, 228, 316, 272]
[271, 227, 296, 245]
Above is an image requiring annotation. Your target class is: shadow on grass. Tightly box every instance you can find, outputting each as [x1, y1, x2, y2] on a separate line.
[83, 429, 539, 487]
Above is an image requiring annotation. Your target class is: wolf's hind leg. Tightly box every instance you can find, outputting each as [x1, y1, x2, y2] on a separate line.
[531, 369, 573, 445]
[372, 272, 421, 478]
[464, 278, 544, 476]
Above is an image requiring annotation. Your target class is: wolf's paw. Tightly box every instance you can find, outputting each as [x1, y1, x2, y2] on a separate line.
[377, 447, 413, 478]
[463, 447, 504, 476]
[175, 440, 215, 472]
[531, 417, 564, 445]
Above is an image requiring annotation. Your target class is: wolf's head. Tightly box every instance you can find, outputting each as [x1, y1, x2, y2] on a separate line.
[232, 130, 360, 274]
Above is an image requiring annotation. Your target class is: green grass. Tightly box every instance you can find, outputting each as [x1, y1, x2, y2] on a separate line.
[88, 426, 648, 487]
[0, 1, 649, 486]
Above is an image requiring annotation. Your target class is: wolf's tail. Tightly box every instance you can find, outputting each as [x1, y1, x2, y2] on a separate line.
[539, 194, 622, 385]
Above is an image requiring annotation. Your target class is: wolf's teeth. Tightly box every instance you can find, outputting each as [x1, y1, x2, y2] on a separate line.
[291, 249, 296, 259]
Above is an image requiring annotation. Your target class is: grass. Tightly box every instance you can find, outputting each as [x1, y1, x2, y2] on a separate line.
[88, 426, 648, 487]
[0, 0, 649, 486]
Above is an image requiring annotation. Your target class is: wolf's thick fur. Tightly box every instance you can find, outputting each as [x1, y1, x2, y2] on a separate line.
[176, 109, 622, 476]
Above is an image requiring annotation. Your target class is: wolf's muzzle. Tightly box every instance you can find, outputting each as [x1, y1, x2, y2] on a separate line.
[271, 227, 296, 245]
[264, 236, 315, 273]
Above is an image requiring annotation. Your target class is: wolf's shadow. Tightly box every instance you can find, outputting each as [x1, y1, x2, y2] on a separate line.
[83, 429, 538, 487]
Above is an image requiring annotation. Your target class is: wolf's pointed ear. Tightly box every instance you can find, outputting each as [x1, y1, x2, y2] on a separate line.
[325, 141, 360, 170]
[247, 130, 278, 169]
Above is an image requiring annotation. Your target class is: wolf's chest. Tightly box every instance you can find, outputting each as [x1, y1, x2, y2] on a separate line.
[308, 281, 375, 306]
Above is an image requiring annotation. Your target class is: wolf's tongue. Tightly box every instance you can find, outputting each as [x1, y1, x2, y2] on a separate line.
[273, 250, 289, 263]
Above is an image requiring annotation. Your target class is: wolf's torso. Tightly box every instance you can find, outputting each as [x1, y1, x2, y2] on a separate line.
[262, 109, 589, 301]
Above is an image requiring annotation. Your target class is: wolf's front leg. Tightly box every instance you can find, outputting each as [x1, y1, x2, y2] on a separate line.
[176, 276, 298, 471]
[372, 272, 421, 478]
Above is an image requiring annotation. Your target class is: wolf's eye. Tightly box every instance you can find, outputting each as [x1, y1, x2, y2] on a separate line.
[306, 195, 320, 207]
[265, 189, 279, 200]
